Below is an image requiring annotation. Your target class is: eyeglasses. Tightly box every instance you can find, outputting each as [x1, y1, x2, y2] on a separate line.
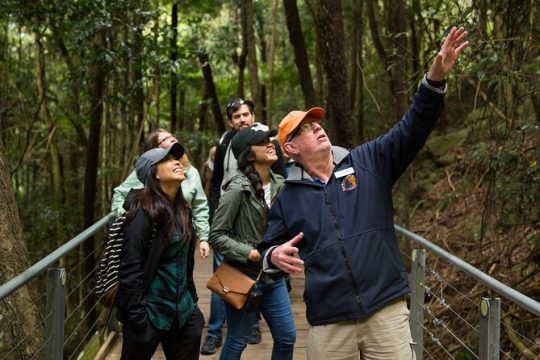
[158, 134, 176, 146]
[287, 120, 323, 142]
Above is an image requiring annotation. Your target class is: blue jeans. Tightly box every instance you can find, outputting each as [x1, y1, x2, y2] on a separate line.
[220, 278, 296, 360]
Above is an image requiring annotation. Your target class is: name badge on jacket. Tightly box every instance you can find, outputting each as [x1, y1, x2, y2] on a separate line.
[334, 167, 354, 179]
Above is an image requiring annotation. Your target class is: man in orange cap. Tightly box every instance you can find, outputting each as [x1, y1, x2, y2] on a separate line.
[258, 27, 469, 360]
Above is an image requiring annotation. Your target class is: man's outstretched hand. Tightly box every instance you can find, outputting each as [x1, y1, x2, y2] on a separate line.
[428, 26, 469, 81]
[270, 232, 304, 275]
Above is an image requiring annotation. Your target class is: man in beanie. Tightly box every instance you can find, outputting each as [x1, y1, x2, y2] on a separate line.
[258, 27, 469, 359]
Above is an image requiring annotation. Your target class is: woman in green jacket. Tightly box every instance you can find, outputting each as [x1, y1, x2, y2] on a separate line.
[208, 124, 296, 360]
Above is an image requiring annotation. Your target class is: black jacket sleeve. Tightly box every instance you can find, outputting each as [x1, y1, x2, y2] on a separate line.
[208, 140, 227, 218]
[116, 208, 152, 333]
[187, 212, 199, 302]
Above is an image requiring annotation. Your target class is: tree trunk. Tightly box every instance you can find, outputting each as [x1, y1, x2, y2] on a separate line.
[243, 0, 262, 119]
[255, 5, 268, 123]
[198, 51, 226, 134]
[318, 0, 353, 149]
[83, 31, 107, 333]
[349, 1, 358, 113]
[532, 94, 540, 126]
[132, 17, 145, 145]
[350, 0, 365, 143]
[119, 23, 132, 181]
[179, 88, 185, 131]
[386, 0, 412, 268]
[0, 25, 6, 148]
[153, 18, 161, 129]
[385, 0, 408, 119]
[474, 0, 488, 40]
[199, 87, 209, 133]
[0, 143, 42, 359]
[305, 0, 324, 102]
[283, 0, 317, 108]
[233, 2, 248, 100]
[50, 26, 86, 144]
[527, 0, 538, 124]
[36, 36, 66, 256]
[366, 0, 388, 72]
[170, 3, 178, 132]
[259, 84, 267, 124]
[408, 0, 422, 82]
[267, 0, 279, 127]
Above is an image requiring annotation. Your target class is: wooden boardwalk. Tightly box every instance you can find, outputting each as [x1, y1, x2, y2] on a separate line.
[102, 251, 308, 359]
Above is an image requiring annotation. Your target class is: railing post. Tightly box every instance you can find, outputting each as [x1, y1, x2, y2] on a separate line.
[45, 268, 66, 360]
[479, 297, 500, 360]
[410, 248, 426, 360]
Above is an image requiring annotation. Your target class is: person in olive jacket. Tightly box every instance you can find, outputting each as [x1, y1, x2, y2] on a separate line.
[116, 142, 204, 360]
[208, 124, 296, 360]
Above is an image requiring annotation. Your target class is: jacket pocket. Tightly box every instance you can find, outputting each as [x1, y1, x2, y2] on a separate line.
[303, 240, 359, 321]
[343, 230, 408, 309]
[115, 287, 149, 333]
[123, 320, 159, 344]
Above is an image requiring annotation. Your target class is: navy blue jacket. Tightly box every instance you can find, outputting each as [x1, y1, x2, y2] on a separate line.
[257, 82, 444, 326]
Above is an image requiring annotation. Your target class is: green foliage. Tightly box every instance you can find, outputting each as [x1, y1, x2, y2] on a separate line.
[491, 140, 540, 227]
[455, 329, 479, 360]
[426, 129, 469, 161]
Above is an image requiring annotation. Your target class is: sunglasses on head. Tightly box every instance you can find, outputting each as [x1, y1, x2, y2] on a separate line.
[158, 134, 177, 146]
[226, 99, 247, 112]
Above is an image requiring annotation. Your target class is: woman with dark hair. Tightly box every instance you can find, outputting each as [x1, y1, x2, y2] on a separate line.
[111, 128, 211, 260]
[208, 124, 296, 360]
[115, 142, 204, 360]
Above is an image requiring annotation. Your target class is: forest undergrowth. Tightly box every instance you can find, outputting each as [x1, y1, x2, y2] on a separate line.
[406, 128, 540, 359]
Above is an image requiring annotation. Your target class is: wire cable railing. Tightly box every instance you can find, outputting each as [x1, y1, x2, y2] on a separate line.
[0, 212, 115, 359]
[399, 225, 540, 359]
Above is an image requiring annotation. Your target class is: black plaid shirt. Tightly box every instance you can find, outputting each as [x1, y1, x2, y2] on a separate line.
[146, 231, 195, 330]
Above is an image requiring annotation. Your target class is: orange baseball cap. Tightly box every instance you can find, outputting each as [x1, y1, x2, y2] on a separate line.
[277, 107, 326, 150]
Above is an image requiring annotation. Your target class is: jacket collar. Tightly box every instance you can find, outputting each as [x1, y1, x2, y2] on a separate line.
[287, 145, 350, 182]
[235, 172, 283, 205]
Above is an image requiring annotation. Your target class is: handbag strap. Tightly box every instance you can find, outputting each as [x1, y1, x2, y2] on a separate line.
[255, 269, 263, 282]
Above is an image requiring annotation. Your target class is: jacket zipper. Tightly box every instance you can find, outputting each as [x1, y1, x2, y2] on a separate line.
[324, 190, 364, 314]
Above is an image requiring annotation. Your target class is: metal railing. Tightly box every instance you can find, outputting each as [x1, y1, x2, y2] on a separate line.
[398, 225, 540, 360]
[0, 212, 115, 360]
[0, 217, 538, 359]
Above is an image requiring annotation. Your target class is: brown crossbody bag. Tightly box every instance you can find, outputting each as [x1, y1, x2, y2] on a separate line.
[206, 262, 262, 310]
